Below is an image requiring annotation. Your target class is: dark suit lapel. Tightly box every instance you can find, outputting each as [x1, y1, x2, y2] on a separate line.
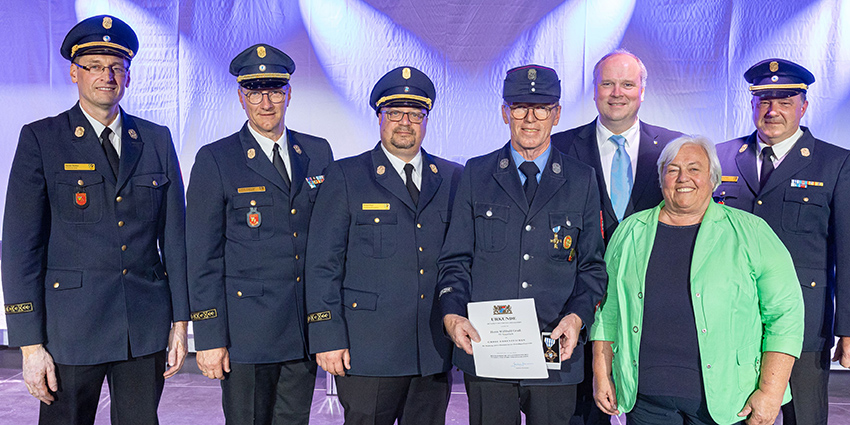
[572, 120, 615, 220]
[68, 104, 117, 186]
[287, 129, 310, 201]
[240, 123, 290, 194]
[492, 143, 529, 214]
[528, 148, 567, 219]
[761, 129, 814, 196]
[628, 121, 663, 215]
[418, 149, 443, 212]
[735, 133, 760, 195]
[371, 144, 416, 212]
[116, 110, 143, 192]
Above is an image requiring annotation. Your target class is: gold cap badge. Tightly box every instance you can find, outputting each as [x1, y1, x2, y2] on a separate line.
[528, 68, 537, 80]
[769, 61, 779, 72]
[801, 147, 810, 157]
[128, 129, 137, 139]
[293, 145, 302, 155]
[247, 148, 256, 159]
[402, 67, 411, 79]
[75, 126, 85, 138]
[257, 46, 266, 58]
[102, 17, 113, 29]
[739, 144, 748, 153]
[377, 165, 386, 175]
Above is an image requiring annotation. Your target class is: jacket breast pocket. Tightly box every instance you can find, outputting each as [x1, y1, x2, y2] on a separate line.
[548, 212, 582, 261]
[713, 182, 740, 204]
[781, 188, 828, 234]
[228, 193, 275, 241]
[355, 211, 398, 258]
[132, 174, 168, 222]
[474, 203, 509, 252]
[54, 173, 104, 224]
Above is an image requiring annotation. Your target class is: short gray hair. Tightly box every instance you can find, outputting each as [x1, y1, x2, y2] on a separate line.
[592, 49, 648, 89]
[657, 135, 723, 191]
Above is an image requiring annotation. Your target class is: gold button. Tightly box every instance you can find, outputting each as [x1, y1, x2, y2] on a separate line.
[811, 281, 816, 287]
[721, 191, 726, 196]
[237, 291, 243, 297]
[53, 282, 59, 288]
[352, 302, 358, 308]
[122, 269, 128, 275]
[77, 179, 84, 186]
[757, 200, 763, 205]
[420, 294, 425, 299]
[116, 196, 123, 202]
[293, 232, 298, 238]
[118, 221, 124, 227]
[152, 180, 158, 186]
[417, 223, 422, 228]
[121, 245, 127, 251]
[418, 247, 423, 252]
[803, 197, 809, 202]
[419, 269, 424, 275]
[295, 255, 300, 260]
[250, 200, 257, 206]
[374, 217, 380, 223]
[291, 209, 297, 215]
[296, 276, 301, 282]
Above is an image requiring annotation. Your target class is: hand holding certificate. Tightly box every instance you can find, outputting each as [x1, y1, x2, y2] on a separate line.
[466, 298, 549, 379]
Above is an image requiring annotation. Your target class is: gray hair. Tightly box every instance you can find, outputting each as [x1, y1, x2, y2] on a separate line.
[592, 49, 648, 89]
[657, 135, 723, 191]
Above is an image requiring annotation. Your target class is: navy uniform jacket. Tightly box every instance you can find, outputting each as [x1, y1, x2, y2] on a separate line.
[551, 120, 682, 244]
[1, 103, 188, 365]
[437, 143, 607, 385]
[715, 128, 850, 352]
[187, 124, 333, 364]
[306, 144, 463, 377]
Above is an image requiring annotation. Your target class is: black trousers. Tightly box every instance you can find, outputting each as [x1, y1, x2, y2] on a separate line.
[334, 372, 450, 425]
[626, 393, 741, 425]
[570, 342, 610, 425]
[38, 350, 166, 425]
[463, 373, 577, 425]
[781, 349, 830, 425]
[221, 358, 318, 425]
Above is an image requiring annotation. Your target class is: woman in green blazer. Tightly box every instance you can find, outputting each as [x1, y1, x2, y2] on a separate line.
[590, 135, 803, 425]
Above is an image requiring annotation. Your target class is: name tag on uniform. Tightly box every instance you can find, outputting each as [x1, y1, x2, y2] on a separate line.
[237, 186, 266, 193]
[362, 203, 390, 210]
[721, 176, 738, 182]
[64, 163, 96, 171]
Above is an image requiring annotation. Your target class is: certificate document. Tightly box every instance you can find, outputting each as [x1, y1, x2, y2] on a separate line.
[467, 298, 548, 379]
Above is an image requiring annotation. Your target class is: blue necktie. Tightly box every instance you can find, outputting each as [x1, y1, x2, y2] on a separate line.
[610, 135, 632, 221]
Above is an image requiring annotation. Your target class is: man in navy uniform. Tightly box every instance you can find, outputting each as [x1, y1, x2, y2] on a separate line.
[550, 49, 681, 424]
[437, 65, 607, 425]
[715, 58, 850, 425]
[306, 66, 463, 425]
[186, 44, 333, 425]
[1, 15, 188, 424]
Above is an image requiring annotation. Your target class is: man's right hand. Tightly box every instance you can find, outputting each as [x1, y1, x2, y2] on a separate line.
[443, 314, 480, 355]
[196, 347, 230, 380]
[316, 349, 351, 376]
[21, 344, 58, 404]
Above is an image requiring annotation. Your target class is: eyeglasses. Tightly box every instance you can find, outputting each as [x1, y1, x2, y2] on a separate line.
[382, 109, 427, 124]
[241, 89, 287, 105]
[74, 62, 128, 77]
[507, 104, 558, 120]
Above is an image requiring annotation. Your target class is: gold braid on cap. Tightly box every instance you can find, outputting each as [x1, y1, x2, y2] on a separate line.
[749, 83, 808, 92]
[237, 72, 291, 82]
[376, 94, 432, 110]
[71, 41, 134, 58]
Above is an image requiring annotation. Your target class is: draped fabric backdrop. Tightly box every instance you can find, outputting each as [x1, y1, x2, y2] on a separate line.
[1, 0, 848, 335]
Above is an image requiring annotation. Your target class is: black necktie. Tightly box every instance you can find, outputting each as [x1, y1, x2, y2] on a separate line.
[760, 146, 775, 190]
[404, 163, 419, 206]
[100, 127, 119, 178]
[273, 143, 291, 189]
[519, 161, 539, 204]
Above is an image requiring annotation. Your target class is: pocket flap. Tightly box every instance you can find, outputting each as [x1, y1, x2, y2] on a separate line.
[473, 203, 509, 222]
[550, 212, 583, 230]
[232, 192, 274, 209]
[715, 183, 740, 199]
[342, 288, 379, 311]
[226, 277, 264, 298]
[784, 188, 826, 207]
[45, 269, 83, 290]
[133, 174, 168, 188]
[56, 173, 103, 187]
[355, 211, 398, 225]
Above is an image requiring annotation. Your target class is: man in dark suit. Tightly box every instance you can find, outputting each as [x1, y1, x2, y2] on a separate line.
[438, 64, 607, 425]
[1, 15, 188, 424]
[305, 66, 463, 425]
[550, 50, 681, 425]
[715, 58, 850, 425]
[186, 44, 333, 425]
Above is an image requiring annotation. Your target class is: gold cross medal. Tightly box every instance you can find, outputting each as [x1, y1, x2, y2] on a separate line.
[247, 207, 261, 228]
[550, 226, 561, 248]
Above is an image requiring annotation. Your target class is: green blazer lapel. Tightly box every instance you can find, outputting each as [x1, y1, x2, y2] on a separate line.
[690, 202, 726, 281]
